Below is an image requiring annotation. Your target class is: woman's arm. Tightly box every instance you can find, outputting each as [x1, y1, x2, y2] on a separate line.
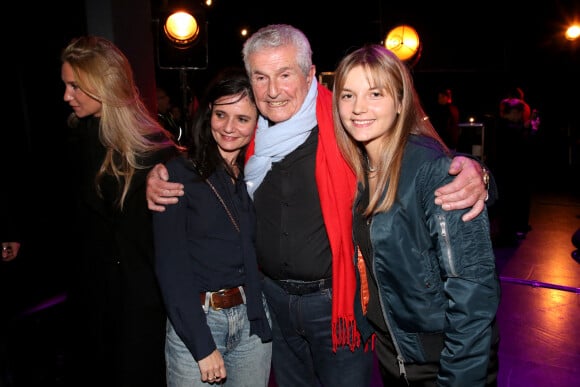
[425, 158, 500, 384]
[152, 161, 216, 361]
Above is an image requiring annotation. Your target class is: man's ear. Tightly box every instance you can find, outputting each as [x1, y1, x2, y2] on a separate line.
[309, 65, 316, 82]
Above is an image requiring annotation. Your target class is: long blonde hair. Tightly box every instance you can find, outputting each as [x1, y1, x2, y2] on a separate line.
[62, 36, 178, 208]
[332, 44, 449, 216]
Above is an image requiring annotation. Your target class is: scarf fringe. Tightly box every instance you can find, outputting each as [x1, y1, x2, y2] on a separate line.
[332, 317, 362, 352]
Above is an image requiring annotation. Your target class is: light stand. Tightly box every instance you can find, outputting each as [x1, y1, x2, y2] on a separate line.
[179, 68, 189, 134]
[155, 6, 209, 140]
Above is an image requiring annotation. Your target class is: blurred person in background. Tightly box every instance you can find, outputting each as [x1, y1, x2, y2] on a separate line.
[488, 98, 534, 246]
[157, 86, 184, 145]
[429, 88, 460, 151]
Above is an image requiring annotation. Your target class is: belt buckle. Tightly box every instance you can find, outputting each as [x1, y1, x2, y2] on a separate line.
[210, 289, 225, 311]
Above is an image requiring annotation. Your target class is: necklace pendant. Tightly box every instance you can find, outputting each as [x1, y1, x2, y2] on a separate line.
[365, 155, 377, 173]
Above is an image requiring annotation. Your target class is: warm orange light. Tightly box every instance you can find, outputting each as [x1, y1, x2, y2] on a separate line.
[385, 25, 421, 61]
[565, 24, 580, 41]
[164, 11, 199, 46]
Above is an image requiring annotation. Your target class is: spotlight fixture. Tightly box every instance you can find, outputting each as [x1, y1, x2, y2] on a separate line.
[155, 6, 208, 69]
[385, 25, 421, 65]
[565, 24, 580, 41]
[164, 11, 199, 47]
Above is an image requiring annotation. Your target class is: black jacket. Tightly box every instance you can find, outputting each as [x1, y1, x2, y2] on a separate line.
[65, 116, 179, 387]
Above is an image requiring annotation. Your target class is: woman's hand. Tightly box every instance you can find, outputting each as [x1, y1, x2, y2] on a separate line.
[198, 349, 226, 383]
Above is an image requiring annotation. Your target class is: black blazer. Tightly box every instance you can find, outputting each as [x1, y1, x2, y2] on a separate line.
[65, 116, 178, 387]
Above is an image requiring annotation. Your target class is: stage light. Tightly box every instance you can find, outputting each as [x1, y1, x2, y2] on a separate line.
[565, 24, 580, 41]
[155, 7, 208, 69]
[164, 11, 199, 47]
[385, 25, 421, 65]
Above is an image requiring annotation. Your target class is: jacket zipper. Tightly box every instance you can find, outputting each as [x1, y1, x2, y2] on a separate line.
[437, 214, 456, 276]
[369, 218, 410, 385]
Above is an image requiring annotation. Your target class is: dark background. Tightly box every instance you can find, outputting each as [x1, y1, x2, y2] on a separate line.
[10, 0, 578, 141]
[10, 0, 580, 149]
[154, 0, 580, 128]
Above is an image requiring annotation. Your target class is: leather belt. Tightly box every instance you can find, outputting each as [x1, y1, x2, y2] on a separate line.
[200, 286, 246, 311]
[273, 278, 332, 295]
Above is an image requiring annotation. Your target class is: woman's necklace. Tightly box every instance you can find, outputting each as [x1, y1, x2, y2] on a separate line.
[366, 156, 377, 173]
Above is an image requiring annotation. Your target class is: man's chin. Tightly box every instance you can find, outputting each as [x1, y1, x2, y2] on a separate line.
[262, 110, 293, 125]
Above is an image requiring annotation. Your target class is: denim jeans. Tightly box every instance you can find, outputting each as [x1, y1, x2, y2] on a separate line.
[165, 298, 272, 387]
[263, 276, 373, 387]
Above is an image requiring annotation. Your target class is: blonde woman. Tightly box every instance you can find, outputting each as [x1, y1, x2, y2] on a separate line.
[61, 36, 182, 386]
[333, 44, 500, 386]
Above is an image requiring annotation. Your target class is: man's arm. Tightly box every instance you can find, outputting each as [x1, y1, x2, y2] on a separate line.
[146, 163, 184, 212]
[435, 155, 491, 222]
[147, 156, 491, 220]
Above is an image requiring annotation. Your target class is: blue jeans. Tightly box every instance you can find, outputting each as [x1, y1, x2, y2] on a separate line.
[263, 276, 373, 387]
[165, 299, 272, 387]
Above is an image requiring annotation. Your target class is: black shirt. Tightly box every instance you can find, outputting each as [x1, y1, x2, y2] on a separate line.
[353, 181, 388, 334]
[253, 126, 332, 281]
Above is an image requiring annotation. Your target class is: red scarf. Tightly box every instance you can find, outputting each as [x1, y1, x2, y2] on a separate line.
[246, 84, 360, 351]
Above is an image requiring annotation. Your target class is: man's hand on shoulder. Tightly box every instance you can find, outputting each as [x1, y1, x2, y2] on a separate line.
[434, 156, 488, 222]
[146, 163, 184, 212]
